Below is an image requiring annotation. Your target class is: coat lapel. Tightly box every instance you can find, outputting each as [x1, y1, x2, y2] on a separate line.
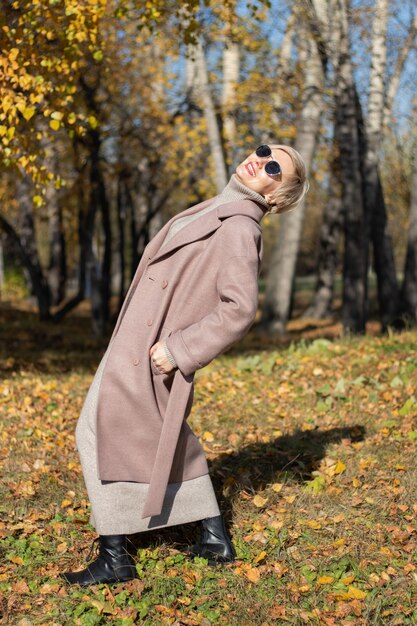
[149, 198, 265, 265]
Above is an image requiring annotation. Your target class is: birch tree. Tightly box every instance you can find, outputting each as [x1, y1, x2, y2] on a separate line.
[303, 151, 343, 319]
[192, 40, 228, 192]
[262, 7, 325, 334]
[222, 38, 240, 165]
[362, 0, 399, 329]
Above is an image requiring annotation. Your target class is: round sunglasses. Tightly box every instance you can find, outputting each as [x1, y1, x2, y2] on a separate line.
[255, 145, 281, 178]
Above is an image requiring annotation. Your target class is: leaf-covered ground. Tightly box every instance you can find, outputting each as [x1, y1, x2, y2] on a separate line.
[1, 302, 417, 625]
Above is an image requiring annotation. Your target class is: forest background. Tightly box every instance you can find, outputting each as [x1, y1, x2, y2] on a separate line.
[1, 0, 416, 336]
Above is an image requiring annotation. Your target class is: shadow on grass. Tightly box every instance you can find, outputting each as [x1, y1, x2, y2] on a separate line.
[130, 423, 365, 550]
[0, 303, 109, 375]
[209, 423, 365, 507]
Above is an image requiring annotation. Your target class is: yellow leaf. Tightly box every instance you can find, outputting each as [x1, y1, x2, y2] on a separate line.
[253, 495, 268, 508]
[9, 48, 19, 61]
[306, 520, 321, 529]
[347, 586, 367, 599]
[33, 195, 43, 208]
[22, 107, 36, 121]
[88, 115, 98, 129]
[270, 520, 284, 530]
[50, 119, 60, 131]
[333, 538, 347, 546]
[254, 550, 267, 564]
[271, 483, 284, 493]
[341, 575, 355, 584]
[202, 431, 214, 442]
[10, 555, 24, 565]
[67, 113, 77, 124]
[245, 566, 261, 583]
[318, 575, 334, 585]
[61, 499, 72, 508]
[50, 111, 63, 121]
[284, 495, 296, 503]
[333, 459, 346, 475]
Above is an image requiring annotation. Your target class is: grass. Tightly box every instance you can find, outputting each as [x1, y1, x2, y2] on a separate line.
[1, 297, 417, 625]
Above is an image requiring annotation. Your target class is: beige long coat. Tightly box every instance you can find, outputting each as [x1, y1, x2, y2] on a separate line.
[96, 196, 265, 518]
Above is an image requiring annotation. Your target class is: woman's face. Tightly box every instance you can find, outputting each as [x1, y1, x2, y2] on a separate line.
[235, 146, 294, 202]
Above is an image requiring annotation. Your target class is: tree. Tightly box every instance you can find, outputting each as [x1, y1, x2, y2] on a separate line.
[262, 3, 325, 333]
[400, 102, 417, 321]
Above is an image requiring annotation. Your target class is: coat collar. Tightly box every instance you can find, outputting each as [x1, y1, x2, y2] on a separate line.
[149, 198, 265, 265]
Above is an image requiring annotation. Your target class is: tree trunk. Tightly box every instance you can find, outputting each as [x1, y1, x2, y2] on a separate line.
[194, 40, 228, 192]
[222, 38, 240, 165]
[362, 0, 399, 329]
[88, 128, 111, 335]
[0, 210, 50, 317]
[400, 107, 417, 321]
[332, 0, 368, 334]
[303, 151, 342, 319]
[383, 12, 417, 130]
[15, 175, 51, 318]
[52, 150, 92, 322]
[0, 237, 4, 296]
[117, 175, 127, 312]
[261, 24, 324, 334]
[46, 179, 67, 307]
[270, 11, 295, 124]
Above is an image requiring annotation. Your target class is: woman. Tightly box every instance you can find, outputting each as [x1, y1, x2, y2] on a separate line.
[62, 144, 308, 586]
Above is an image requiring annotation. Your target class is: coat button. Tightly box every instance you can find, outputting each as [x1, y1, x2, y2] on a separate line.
[147, 319, 153, 326]
[133, 358, 140, 366]
[162, 279, 168, 289]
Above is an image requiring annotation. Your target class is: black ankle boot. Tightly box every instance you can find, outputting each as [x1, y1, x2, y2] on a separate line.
[61, 535, 137, 586]
[190, 515, 235, 565]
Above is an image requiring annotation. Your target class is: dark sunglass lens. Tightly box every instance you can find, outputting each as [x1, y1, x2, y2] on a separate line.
[255, 145, 271, 158]
[265, 161, 281, 176]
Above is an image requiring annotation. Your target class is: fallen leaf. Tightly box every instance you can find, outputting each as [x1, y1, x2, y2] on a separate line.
[253, 495, 268, 508]
[254, 550, 267, 564]
[12, 580, 30, 593]
[245, 566, 261, 583]
[318, 575, 334, 585]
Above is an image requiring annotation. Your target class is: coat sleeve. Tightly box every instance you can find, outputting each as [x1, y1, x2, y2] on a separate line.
[165, 220, 261, 376]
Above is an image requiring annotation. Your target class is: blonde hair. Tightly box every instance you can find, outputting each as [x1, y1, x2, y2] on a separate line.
[266, 145, 310, 214]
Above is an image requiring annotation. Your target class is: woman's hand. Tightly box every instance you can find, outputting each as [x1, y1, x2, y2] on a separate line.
[149, 341, 176, 375]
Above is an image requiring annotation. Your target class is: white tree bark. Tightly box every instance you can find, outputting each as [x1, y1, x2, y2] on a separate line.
[367, 0, 388, 145]
[262, 17, 325, 333]
[193, 41, 228, 192]
[272, 11, 295, 116]
[222, 39, 240, 158]
[383, 11, 417, 129]
[363, 0, 399, 329]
